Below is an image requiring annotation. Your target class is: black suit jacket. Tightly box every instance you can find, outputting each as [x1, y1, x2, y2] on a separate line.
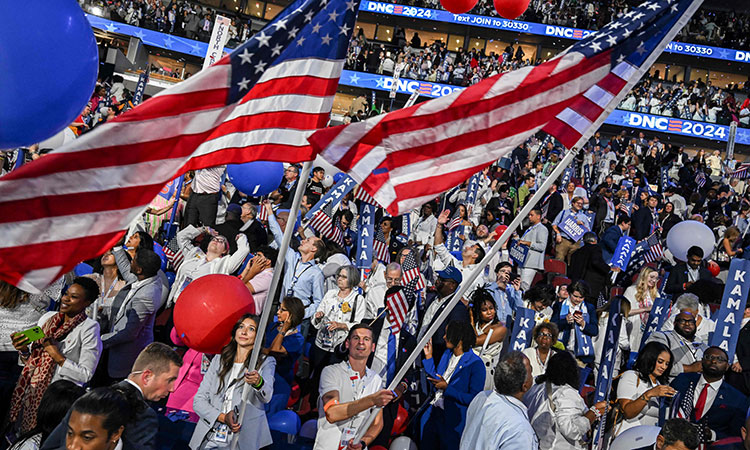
[242, 219, 268, 252]
[42, 381, 158, 450]
[370, 315, 418, 383]
[670, 373, 747, 442]
[664, 262, 713, 297]
[416, 292, 470, 363]
[568, 243, 610, 300]
[544, 192, 564, 225]
[631, 206, 654, 241]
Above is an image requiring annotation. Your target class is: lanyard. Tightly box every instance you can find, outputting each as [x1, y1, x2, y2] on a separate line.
[290, 259, 313, 290]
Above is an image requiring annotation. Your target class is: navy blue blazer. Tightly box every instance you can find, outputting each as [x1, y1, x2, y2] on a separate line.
[422, 350, 485, 450]
[552, 301, 599, 363]
[601, 224, 624, 263]
[670, 373, 748, 442]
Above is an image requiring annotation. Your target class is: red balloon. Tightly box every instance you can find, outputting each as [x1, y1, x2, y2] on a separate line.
[493, 0, 531, 19]
[173, 274, 255, 354]
[707, 260, 720, 277]
[440, 0, 478, 14]
[391, 404, 409, 436]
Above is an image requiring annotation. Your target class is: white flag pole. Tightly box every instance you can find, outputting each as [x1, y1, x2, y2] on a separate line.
[230, 161, 312, 450]
[351, 0, 704, 438]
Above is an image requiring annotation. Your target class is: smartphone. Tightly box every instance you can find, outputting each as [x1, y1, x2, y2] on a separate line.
[18, 326, 45, 343]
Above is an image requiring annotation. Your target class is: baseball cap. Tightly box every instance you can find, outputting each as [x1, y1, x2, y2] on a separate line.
[437, 266, 463, 284]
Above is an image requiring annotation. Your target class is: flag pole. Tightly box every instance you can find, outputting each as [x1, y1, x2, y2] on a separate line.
[350, 6, 696, 434]
[231, 161, 312, 450]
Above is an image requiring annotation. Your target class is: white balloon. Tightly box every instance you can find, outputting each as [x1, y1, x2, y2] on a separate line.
[665, 220, 716, 262]
[389, 436, 417, 450]
[322, 175, 334, 188]
[38, 127, 76, 150]
[609, 425, 660, 450]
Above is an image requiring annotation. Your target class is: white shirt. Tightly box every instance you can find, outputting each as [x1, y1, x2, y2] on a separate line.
[411, 214, 438, 246]
[615, 370, 660, 435]
[692, 375, 723, 419]
[460, 391, 539, 450]
[314, 361, 382, 450]
[418, 295, 449, 341]
[192, 166, 225, 194]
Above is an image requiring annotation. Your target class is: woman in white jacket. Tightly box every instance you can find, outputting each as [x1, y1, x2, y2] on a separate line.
[527, 351, 607, 450]
[168, 225, 249, 306]
[9, 278, 102, 434]
[190, 314, 275, 450]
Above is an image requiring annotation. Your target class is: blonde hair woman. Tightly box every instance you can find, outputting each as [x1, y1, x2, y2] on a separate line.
[624, 266, 659, 350]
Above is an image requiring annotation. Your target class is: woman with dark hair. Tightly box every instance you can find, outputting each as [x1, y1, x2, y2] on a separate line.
[469, 288, 507, 390]
[85, 249, 126, 326]
[659, 202, 680, 237]
[190, 314, 275, 450]
[522, 322, 560, 378]
[66, 387, 132, 450]
[615, 341, 676, 436]
[125, 231, 154, 259]
[552, 281, 598, 366]
[9, 380, 84, 450]
[525, 352, 608, 449]
[9, 277, 102, 434]
[263, 297, 305, 415]
[421, 320, 485, 450]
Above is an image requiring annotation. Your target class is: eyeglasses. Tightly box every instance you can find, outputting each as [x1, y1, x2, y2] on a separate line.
[703, 355, 728, 363]
[538, 332, 553, 338]
[675, 318, 696, 325]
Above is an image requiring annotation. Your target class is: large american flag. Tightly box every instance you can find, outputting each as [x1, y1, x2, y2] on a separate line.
[309, 200, 344, 246]
[0, 0, 360, 292]
[309, 0, 703, 216]
[386, 287, 410, 334]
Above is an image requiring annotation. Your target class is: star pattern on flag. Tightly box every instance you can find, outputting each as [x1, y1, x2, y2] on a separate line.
[105, 22, 118, 32]
[348, 73, 360, 85]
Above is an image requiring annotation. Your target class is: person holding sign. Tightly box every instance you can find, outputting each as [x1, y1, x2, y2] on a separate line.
[552, 282, 598, 366]
[552, 197, 591, 263]
[517, 209, 548, 290]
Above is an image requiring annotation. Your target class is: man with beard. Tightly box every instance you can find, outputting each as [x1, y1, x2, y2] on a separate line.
[646, 310, 708, 380]
[670, 347, 748, 446]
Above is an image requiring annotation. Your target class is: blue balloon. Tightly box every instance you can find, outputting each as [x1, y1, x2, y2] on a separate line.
[333, 173, 346, 183]
[74, 262, 93, 277]
[0, 0, 98, 148]
[268, 410, 301, 435]
[153, 242, 167, 271]
[227, 161, 284, 197]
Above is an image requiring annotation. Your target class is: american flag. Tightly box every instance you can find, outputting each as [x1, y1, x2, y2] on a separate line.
[732, 163, 750, 179]
[309, 200, 343, 246]
[0, 0, 359, 292]
[309, 0, 702, 216]
[256, 202, 269, 223]
[400, 249, 426, 291]
[447, 213, 462, 232]
[695, 170, 706, 188]
[386, 287, 410, 334]
[162, 236, 185, 271]
[353, 185, 379, 206]
[625, 231, 663, 278]
[373, 228, 390, 263]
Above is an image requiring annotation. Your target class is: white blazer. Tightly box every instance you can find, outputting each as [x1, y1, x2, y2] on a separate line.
[35, 311, 102, 386]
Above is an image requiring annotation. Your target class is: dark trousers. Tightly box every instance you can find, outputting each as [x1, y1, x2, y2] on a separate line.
[185, 192, 219, 228]
[0, 351, 23, 435]
[306, 344, 342, 408]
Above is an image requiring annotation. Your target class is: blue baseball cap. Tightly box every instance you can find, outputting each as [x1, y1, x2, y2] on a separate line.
[437, 266, 463, 284]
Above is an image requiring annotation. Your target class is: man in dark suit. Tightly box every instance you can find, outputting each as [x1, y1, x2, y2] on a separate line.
[541, 180, 564, 225]
[215, 203, 244, 254]
[239, 202, 268, 252]
[601, 215, 631, 263]
[632, 194, 659, 240]
[42, 342, 182, 450]
[665, 246, 713, 297]
[416, 266, 470, 364]
[670, 347, 748, 446]
[567, 232, 610, 303]
[370, 284, 419, 448]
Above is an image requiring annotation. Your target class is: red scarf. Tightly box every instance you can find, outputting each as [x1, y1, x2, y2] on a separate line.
[9, 311, 86, 433]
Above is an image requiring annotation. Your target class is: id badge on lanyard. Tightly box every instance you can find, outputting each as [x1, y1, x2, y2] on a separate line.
[338, 427, 357, 450]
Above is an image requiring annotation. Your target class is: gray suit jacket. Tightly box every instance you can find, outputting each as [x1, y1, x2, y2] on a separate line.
[189, 355, 276, 450]
[521, 223, 548, 271]
[102, 276, 162, 378]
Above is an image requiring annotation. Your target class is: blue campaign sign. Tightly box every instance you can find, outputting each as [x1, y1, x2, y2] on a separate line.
[305, 174, 357, 221]
[509, 240, 529, 266]
[358, 1, 747, 65]
[610, 236, 636, 269]
[356, 203, 375, 268]
[510, 307, 536, 351]
[592, 300, 622, 447]
[465, 173, 481, 206]
[639, 297, 671, 351]
[709, 259, 750, 357]
[561, 217, 587, 241]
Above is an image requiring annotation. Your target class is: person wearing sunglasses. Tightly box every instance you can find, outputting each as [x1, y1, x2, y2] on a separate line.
[669, 346, 748, 446]
[523, 322, 559, 379]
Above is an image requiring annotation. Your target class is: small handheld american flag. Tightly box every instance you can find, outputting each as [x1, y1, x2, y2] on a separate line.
[386, 287, 410, 334]
[309, 200, 343, 246]
[373, 228, 390, 263]
[401, 249, 426, 291]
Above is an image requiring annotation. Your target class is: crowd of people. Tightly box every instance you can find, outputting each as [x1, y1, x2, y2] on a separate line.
[4, 103, 750, 450]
